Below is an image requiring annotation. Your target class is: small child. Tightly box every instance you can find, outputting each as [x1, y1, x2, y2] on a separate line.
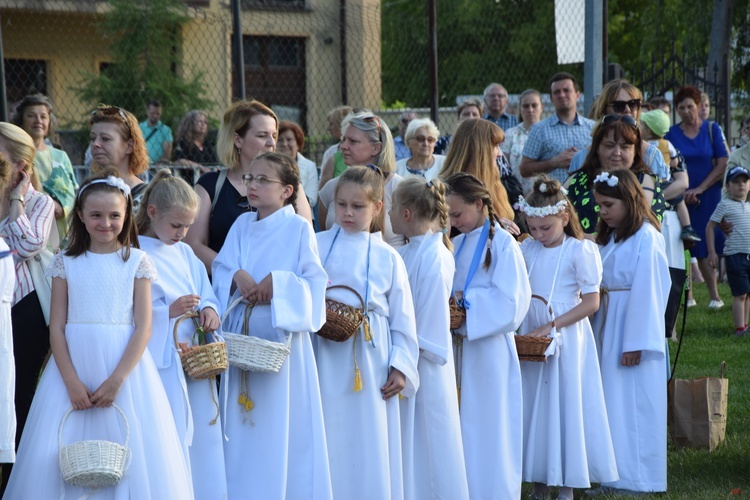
[390, 177, 469, 500]
[515, 176, 617, 500]
[640, 109, 701, 242]
[3, 169, 192, 499]
[211, 152, 332, 499]
[444, 172, 531, 499]
[136, 169, 227, 498]
[589, 169, 671, 495]
[316, 165, 419, 500]
[707, 166, 750, 335]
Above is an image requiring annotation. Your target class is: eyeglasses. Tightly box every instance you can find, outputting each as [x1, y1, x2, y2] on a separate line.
[601, 114, 638, 129]
[608, 99, 642, 114]
[91, 105, 132, 134]
[362, 115, 383, 143]
[413, 135, 437, 144]
[241, 174, 286, 187]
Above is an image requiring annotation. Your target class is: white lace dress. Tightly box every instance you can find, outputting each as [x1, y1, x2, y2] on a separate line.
[3, 249, 193, 499]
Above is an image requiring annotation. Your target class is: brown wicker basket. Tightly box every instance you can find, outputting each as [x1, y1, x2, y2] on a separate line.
[317, 285, 366, 342]
[514, 335, 553, 362]
[174, 312, 229, 380]
[449, 297, 466, 330]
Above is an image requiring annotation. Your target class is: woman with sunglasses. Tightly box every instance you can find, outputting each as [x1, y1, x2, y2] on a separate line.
[317, 112, 406, 247]
[186, 100, 313, 274]
[568, 80, 670, 181]
[89, 105, 149, 206]
[566, 115, 667, 236]
[395, 118, 445, 181]
[665, 85, 729, 310]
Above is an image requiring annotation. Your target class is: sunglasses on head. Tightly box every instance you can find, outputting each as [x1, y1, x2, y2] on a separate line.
[362, 115, 383, 143]
[608, 99, 641, 114]
[601, 114, 638, 129]
[91, 105, 132, 133]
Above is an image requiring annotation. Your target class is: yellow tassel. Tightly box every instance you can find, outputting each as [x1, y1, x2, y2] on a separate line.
[238, 393, 247, 406]
[353, 368, 363, 392]
[398, 393, 404, 400]
[457, 387, 461, 407]
[244, 399, 254, 412]
[363, 320, 372, 342]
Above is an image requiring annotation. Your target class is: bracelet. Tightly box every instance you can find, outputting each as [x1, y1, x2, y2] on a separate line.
[9, 194, 24, 206]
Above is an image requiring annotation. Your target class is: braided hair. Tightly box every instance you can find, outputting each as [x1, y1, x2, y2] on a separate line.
[393, 177, 452, 251]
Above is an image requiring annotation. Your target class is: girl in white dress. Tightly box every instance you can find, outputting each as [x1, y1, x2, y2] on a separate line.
[3, 169, 193, 499]
[136, 170, 227, 500]
[590, 169, 671, 495]
[516, 176, 618, 500]
[444, 172, 531, 500]
[390, 177, 469, 500]
[211, 152, 332, 500]
[316, 165, 419, 500]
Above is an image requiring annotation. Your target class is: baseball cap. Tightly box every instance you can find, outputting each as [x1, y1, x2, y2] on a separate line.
[640, 109, 670, 138]
[726, 166, 750, 182]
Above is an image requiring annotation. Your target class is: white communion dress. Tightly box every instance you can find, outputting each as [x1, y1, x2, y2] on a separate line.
[3, 249, 193, 500]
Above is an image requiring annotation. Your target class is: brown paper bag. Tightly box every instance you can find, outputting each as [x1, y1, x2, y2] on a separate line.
[668, 362, 728, 451]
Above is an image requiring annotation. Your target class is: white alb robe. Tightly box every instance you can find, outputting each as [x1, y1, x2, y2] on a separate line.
[315, 226, 419, 500]
[212, 205, 333, 500]
[398, 232, 469, 500]
[452, 222, 531, 500]
[590, 223, 670, 493]
[140, 236, 227, 500]
[0, 237, 15, 463]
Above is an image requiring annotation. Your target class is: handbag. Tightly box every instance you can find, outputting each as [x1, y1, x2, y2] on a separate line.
[668, 361, 728, 451]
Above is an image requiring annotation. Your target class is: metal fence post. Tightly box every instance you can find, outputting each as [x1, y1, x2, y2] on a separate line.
[584, 0, 603, 114]
[231, 0, 246, 100]
[427, 0, 438, 126]
[0, 12, 7, 122]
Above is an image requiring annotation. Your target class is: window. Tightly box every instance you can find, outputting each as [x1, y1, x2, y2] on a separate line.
[4, 59, 47, 105]
[241, 0, 305, 9]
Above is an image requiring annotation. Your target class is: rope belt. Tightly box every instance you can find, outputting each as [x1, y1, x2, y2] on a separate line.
[597, 287, 631, 353]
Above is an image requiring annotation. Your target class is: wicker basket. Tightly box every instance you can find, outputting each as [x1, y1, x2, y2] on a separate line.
[222, 297, 291, 373]
[449, 297, 466, 330]
[174, 312, 228, 380]
[514, 335, 553, 362]
[59, 404, 130, 489]
[317, 285, 366, 342]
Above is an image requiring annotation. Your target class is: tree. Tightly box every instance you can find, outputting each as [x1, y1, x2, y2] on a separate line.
[76, 0, 212, 129]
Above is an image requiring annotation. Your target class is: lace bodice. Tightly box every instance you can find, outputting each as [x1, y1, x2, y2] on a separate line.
[46, 248, 157, 325]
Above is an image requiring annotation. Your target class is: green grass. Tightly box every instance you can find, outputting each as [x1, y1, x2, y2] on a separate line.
[523, 281, 750, 499]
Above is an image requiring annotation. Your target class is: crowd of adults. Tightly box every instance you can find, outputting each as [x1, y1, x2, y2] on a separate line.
[2, 74, 750, 493]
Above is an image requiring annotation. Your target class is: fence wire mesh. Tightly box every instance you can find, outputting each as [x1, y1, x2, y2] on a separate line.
[2, 0, 590, 173]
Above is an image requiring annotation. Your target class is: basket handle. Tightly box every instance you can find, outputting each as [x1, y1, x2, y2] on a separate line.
[174, 311, 201, 350]
[221, 296, 247, 324]
[326, 284, 365, 309]
[58, 403, 130, 450]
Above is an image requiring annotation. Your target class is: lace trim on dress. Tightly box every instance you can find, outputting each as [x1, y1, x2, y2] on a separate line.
[45, 252, 66, 279]
[135, 253, 158, 281]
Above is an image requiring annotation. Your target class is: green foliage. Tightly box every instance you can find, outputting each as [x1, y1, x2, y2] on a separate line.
[75, 0, 213, 129]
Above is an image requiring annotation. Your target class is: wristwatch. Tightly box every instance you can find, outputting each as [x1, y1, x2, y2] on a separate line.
[10, 194, 24, 205]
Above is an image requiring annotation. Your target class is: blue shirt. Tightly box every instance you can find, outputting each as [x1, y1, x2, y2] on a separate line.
[393, 135, 411, 161]
[139, 120, 173, 164]
[568, 143, 670, 180]
[522, 113, 595, 183]
[483, 113, 519, 132]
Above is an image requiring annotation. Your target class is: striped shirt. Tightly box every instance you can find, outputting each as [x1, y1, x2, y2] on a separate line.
[522, 113, 595, 183]
[710, 198, 750, 256]
[0, 186, 55, 305]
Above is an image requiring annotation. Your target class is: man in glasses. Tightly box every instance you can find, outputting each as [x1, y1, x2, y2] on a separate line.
[483, 82, 518, 132]
[519, 72, 595, 183]
[394, 111, 416, 161]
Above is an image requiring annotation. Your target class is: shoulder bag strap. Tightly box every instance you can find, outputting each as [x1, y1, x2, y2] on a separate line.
[211, 169, 228, 216]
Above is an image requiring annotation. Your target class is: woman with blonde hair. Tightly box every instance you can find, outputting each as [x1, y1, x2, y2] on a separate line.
[89, 104, 150, 205]
[0, 123, 55, 494]
[186, 99, 312, 273]
[439, 118, 515, 226]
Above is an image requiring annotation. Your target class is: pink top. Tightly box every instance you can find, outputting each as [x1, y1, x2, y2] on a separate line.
[0, 186, 55, 306]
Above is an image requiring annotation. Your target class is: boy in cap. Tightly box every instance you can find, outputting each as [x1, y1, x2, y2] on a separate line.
[707, 166, 750, 335]
[640, 109, 701, 242]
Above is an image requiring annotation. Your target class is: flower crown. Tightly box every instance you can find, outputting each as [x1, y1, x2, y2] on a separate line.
[78, 175, 132, 199]
[515, 195, 568, 218]
[593, 172, 619, 187]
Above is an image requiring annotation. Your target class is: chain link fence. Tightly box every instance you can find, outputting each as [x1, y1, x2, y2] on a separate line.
[2, 0, 589, 175]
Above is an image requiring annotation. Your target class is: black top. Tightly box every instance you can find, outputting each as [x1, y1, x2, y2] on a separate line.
[174, 139, 218, 164]
[196, 170, 249, 253]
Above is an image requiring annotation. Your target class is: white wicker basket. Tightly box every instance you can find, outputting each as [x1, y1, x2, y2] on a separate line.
[58, 404, 130, 489]
[221, 297, 292, 373]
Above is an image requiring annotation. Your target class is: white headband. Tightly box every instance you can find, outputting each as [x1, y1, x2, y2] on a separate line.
[514, 195, 568, 218]
[593, 172, 619, 187]
[78, 175, 132, 199]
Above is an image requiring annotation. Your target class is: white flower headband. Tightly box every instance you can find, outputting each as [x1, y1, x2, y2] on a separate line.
[78, 175, 132, 199]
[537, 182, 567, 196]
[515, 195, 568, 218]
[593, 172, 619, 187]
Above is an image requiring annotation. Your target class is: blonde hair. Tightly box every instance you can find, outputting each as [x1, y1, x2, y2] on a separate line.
[217, 100, 278, 169]
[0, 152, 13, 195]
[0, 122, 41, 191]
[393, 177, 452, 251]
[523, 176, 583, 240]
[335, 165, 386, 233]
[340, 113, 396, 173]
[439, 118, 513, 220]
[135, 169, 201, 234]
[89, 105, 149, 176]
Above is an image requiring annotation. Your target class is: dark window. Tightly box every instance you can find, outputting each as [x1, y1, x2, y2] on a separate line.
[241, 0, 305, 9]
[4, 59, 47, 105]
